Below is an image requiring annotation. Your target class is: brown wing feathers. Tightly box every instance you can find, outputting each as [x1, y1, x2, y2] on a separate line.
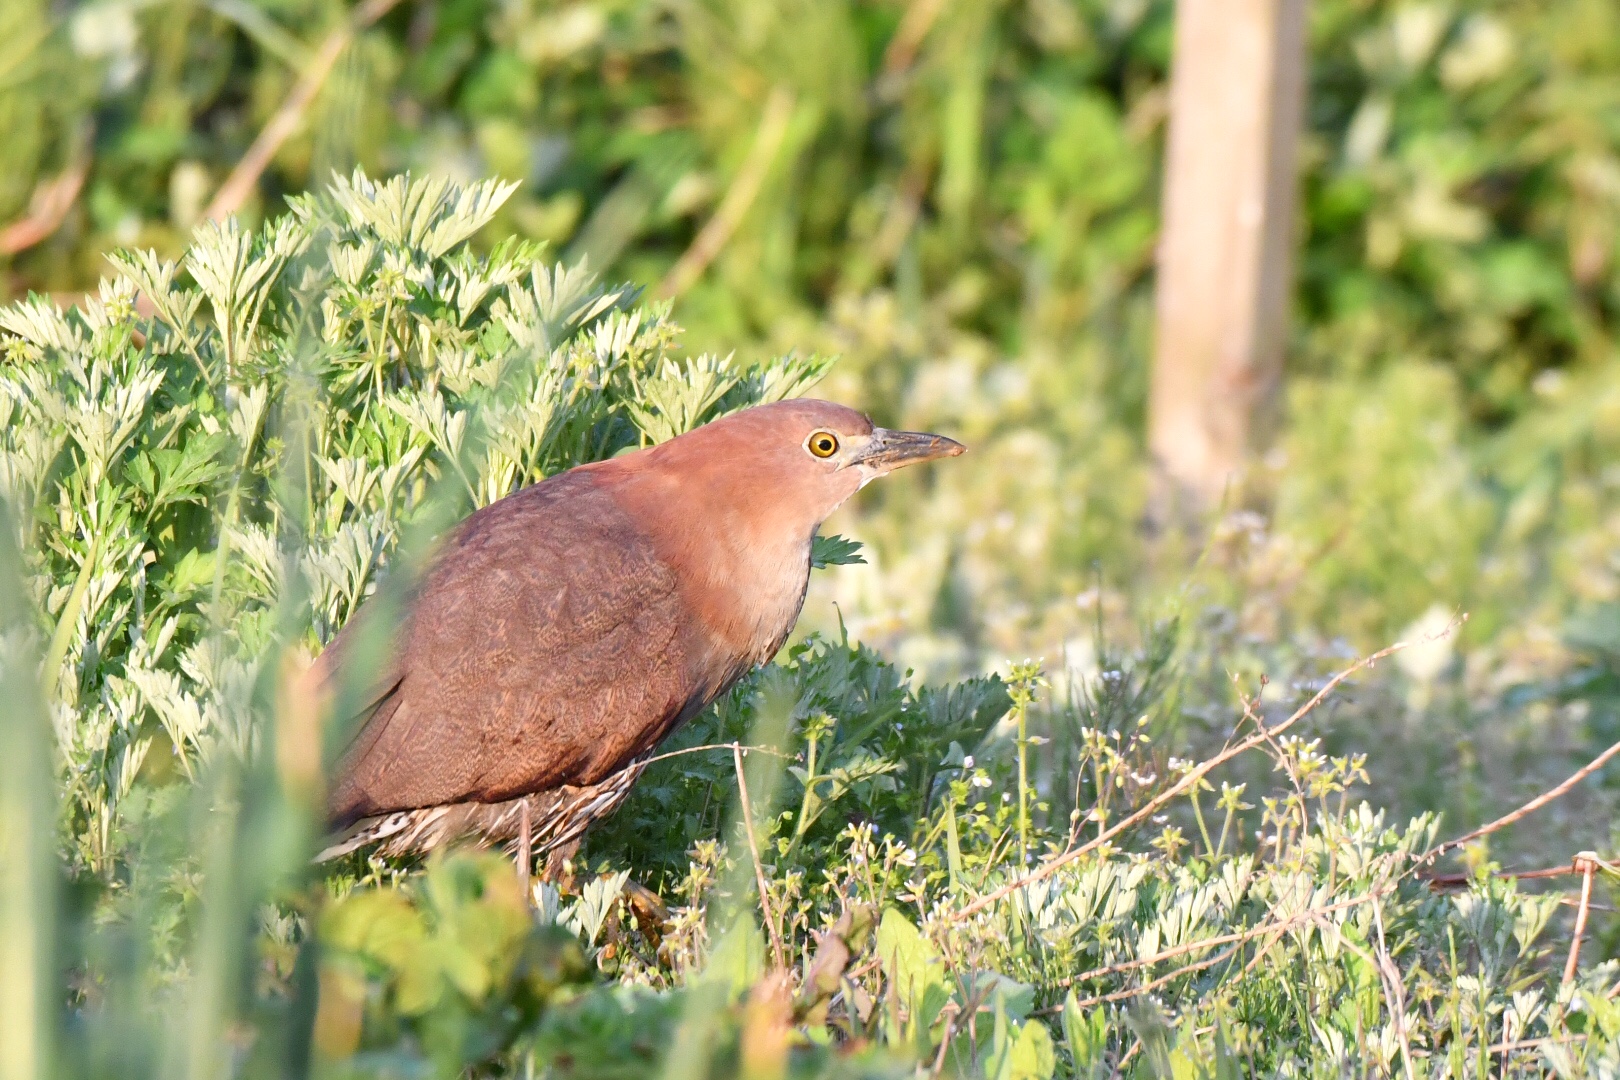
[323, 469, 710, 830]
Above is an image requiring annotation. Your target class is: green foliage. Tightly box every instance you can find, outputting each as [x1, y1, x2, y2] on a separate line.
[1, 27, 1619, 1073]
[320, 853, 592, 1071]
[1274, 361, 1495, 635]
[0, 168, 834, 880]
[7, 0, 1620, 661]
[0, 0, 91, 225]
[586, 633, 1009, 890]
[2, 172, 987, 1078]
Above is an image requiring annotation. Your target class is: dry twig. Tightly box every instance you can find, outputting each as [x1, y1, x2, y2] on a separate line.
[1424, 862, 1587, 890]
[1109, 1038, 1142, 1079]
[1070, 942, 1242, 1010]
[655, 86, 795, 300]
[516, 799, 532, 902]
[881, 0, 948, 78]
[857, 167, 930, 282]
[640, 741, 791, 767]
[1371, 888, 1418, 1080]
[1030, 887, 1393, 1018]
[1490, 1035, 1586, 1053]
[0, 152, 91, 256]
[204, 0, 406, 222]
[1425, 738, 1620, 862]
[926, 1009, 954, 1078]
[1563, 853, 1597, 986]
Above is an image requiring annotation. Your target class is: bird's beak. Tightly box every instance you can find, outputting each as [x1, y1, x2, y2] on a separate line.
[848, 428, 966, 473]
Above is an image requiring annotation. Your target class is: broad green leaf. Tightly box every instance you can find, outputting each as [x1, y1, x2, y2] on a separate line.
[1063, 992, 1110, 1080]
[702, 912, 765, 1000]
[1005, 1018, 1056, 1080]
[876, 906, 951, 1050]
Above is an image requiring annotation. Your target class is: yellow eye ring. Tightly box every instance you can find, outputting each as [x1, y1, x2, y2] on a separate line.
[807, 431, 840, 458]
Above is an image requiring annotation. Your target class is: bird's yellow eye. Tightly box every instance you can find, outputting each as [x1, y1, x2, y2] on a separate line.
[807, 431, 840, 458]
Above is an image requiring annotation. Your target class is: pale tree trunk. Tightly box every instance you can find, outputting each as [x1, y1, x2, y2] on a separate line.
[1148, 0, 1309, 507]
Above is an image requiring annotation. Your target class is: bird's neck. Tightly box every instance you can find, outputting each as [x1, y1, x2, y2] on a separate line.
[610, 462, 818, 666]
[677, 504, 814, 665]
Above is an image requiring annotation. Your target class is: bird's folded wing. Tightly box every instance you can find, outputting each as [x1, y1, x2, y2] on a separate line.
[325, 479, 704, 824]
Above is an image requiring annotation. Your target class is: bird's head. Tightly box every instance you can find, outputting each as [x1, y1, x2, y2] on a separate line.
[643, 398, 965, 540]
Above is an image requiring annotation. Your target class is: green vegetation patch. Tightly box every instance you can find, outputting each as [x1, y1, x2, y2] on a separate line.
[0, 175, 1617, 1077]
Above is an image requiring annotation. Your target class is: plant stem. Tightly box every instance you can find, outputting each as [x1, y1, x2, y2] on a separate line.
[203, 0, 406, 222]
[1190, 788, 1215, 857]
[1562, 855, 1595, 986]
[782, 733, 824, 865]
[41, 529, 103, 703]
[793, 726, 819, 842]
[733, 742, 785, 969]
[944, 796, 963, 891]
[1017, 694, 1029, 867]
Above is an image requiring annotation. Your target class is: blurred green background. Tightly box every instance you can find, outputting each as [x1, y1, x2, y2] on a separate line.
[5, 0, 1620, 860]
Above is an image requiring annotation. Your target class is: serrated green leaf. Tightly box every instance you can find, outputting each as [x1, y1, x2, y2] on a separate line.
[811, 533, 865, 569]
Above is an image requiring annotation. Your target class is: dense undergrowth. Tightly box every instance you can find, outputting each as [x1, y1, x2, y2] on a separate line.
[2, 176, 1619, 1078]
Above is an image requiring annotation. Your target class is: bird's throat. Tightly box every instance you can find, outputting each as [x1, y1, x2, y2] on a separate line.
[685, 529, 812, 666]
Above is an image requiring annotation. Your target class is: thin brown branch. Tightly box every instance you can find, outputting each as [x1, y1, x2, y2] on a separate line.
[203, 0, 406, 222]
[1490, 1035, 1586, 1053]
[844, 957, 880, 983]
[1069, 940, 1243, 1010]
[733, 741, 786, 970]
[1561, 896, 1617, 913]
[865, 168, 929, 273]
[1372, 888, 1417, 1080]
[638, 741, 792, 767]
[1030, 888, 1388, 1018]
[654, 85, 794, 300]
[1424, 862, 1588, 890]
[1110, 1038, 1142, 1079]
[926, 1009, 954, 1078]
[881, 0, 947, 78]
[1563, 854, 1597, 986]
[1426, 738, 1620, 861]
[0, 156, 90, 256]
[1237, 923, 1293, 979]
[949, 632, 1433, 922]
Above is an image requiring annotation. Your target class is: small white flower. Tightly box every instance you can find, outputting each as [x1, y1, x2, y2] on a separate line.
[971, 774, 992, 788]
[962, 755, 975, 769]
